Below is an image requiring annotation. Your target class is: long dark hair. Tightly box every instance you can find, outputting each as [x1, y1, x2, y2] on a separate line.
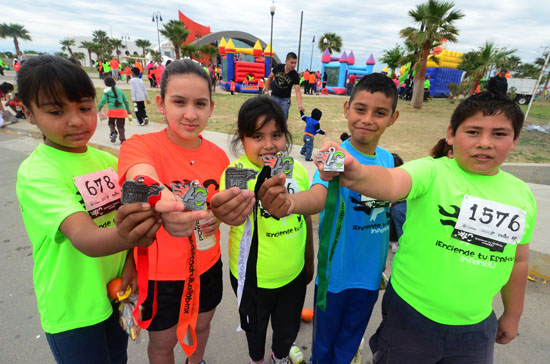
[103, 76, 121, 107]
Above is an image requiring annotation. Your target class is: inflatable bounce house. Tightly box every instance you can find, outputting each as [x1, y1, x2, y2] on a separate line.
[321, 49, 375, 95]
[424, 47, 464, 97]
[218, 37, 274, 94]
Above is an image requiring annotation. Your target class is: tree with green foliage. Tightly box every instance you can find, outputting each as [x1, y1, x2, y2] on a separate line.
[80, 41, 98, 69]
[54, 51, 68, 58]
[60, 38, 76, 58]
[73, 52, 86, 63]
[380, 44, 406, 75]
[159, 20, 190, 60]
[400, 0, 464, 109]
[110, 38, 124, 61]
[317, 33, 342, 55]
[458, 41, 515, 96]
[200, 44, 218, 65]
[0, 23, 32, 57]
[92, 30, 114, 59]
[181, 44, 199, 60]
[514, 63, 540, 79]
[135, 39, 152, 57]
[148, 50, 163, 63]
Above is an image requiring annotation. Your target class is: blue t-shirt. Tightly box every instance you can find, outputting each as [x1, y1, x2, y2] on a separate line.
[302, 115, 323, 136]
[312, 139, 394, 292]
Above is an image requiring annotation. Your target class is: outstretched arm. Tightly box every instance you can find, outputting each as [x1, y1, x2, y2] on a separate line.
[265, 71, 275, 95]
[258, 174, 327, 217]
[315, 142, 412, 202]
[294, 84, 305, 112]
[496, 243, 529, 344]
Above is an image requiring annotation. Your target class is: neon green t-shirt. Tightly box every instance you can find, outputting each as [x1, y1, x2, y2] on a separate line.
[393, 157, 537, 325]
[220, 155, 309, 289]
[17, 144, 127, 334]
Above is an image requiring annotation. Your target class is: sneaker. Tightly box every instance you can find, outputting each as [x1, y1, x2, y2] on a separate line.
[270, 352, 291, 364]
[110, 132, 117, 143]
[143, 117, 149, 126]
[305, 158, 313, 162]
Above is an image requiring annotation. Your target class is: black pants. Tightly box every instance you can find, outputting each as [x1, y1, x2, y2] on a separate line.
[134, 101, 147, 125]
[230, 268, 306, 361]
[108, 118, 126, 142]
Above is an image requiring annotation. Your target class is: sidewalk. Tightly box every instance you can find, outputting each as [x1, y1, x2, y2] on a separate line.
[3, 116, 550, 278]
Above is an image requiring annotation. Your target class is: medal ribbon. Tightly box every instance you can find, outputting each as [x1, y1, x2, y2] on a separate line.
[316, 177, 345, 311]
[238, 165, 271, 333]
[133, 244, 158, 329]
[176, 233, 200, 357]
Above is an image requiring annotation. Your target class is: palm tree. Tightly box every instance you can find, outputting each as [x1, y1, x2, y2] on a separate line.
[135, 39, 152, 57]
[73, 52, 86, 63]
[317, 33, 342, 54]
[60, 38, 75, 57]
[458, 42, 515, 95]
[200, 44, 219, 65]
[110, 38, 124, 61]
[92, 30, 113, 59]
[80, 41, 97, 69]
[400, 0, 464, 109]
[380, 44, 406, 75]
[181, 44, 199, 60]
[148, 50, 163, 63]
[159, 20, 190, 60]
[0, 23, 32, 57]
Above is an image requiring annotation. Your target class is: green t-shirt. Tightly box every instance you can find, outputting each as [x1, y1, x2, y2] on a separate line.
[17, 144, 127, 334]
[220, 155, 309, 288]
[393, 157, 537, 325]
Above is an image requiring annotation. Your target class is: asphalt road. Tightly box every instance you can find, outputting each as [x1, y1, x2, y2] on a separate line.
[1, 131, 549, 364]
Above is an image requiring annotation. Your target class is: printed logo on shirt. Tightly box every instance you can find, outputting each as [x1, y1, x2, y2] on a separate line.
[350, 194, 390, 219]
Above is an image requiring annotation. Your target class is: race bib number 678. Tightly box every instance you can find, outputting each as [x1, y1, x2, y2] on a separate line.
[73, 168, 121, 218]
[452, 195, 526, 252]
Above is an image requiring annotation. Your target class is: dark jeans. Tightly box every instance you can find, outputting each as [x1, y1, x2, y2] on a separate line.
[108, 117, 126, 142]
[271, 96, 291, 121]
[230, 268, 307, 361]
[133, 101, 148, 125]
[45, 301, 128, 364]
[370, 283, 498, 364]
[301, 135, 314, 159]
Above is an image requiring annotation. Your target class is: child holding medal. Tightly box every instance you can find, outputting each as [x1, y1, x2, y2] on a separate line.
[259, 73, 399, 364]
[212, 96, 314, 364]
[316, 91, 537, 364]
[117, 59, 229, 364]
[15, 55, 161, 363]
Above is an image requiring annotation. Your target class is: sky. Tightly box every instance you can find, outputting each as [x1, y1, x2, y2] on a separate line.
[1, 0, 549, 72]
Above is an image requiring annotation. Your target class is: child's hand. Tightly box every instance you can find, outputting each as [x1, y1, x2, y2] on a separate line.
[120, 253, 137, 299]
[115, 203, 162, 248]
[258, 174, 294, 218]
[315, 141, 362, 189]
[199, 210, 220, 237]
[155, 200, 208, 237]
[496, 312, 520, 344]
[211, 188, 255, 226]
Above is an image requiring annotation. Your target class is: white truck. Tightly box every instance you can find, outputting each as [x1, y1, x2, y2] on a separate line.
[507, 78, 538, 105]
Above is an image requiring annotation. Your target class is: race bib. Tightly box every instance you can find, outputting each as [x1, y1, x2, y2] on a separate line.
[73, 168, 121, 218]
[285, 178, 300, 195]
[452, 195, 526, 252]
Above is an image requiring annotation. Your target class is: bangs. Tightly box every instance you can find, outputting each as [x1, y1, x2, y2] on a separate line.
[18, 55, 95, 108]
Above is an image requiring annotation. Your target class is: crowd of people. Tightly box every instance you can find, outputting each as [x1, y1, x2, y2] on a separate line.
[5, 53, 540, 364]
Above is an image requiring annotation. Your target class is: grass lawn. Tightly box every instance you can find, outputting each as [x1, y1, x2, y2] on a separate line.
[99, 87, 550, 163]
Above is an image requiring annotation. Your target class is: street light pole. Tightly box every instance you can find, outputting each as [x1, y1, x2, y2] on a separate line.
[269, 1, 276, 76]
[152, 11, 163, 56]
[121, 33, 130, 56]
[310, 35, 315, 70]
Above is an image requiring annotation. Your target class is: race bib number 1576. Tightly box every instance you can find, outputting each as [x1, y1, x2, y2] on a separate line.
[452, 195, 526, 252]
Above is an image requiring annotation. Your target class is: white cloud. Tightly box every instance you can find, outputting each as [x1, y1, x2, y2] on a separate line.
[1, 0, 549, 71]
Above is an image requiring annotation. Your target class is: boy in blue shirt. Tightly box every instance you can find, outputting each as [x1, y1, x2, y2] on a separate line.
[300, 108, 325, 161]
[259, 73, 399, 364]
